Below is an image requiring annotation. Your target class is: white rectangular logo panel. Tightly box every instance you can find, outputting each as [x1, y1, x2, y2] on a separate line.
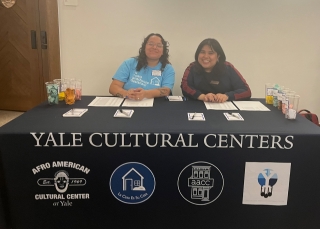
[242, 162, 291, 206]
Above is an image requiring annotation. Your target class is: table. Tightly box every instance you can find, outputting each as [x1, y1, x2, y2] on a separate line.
[1, 96, 320, 229]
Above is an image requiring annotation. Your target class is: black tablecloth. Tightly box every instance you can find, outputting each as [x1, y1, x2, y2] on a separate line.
[0, 96, 320, 229]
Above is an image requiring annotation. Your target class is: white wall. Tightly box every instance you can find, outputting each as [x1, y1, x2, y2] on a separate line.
[58, 0, 320, 115]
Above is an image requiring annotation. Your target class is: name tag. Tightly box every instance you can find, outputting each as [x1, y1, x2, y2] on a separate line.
[210, 80, 219, 85]
[152, 70, 161, 76]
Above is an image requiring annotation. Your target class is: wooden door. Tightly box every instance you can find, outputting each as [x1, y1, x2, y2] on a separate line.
[0, 0, 60, 111]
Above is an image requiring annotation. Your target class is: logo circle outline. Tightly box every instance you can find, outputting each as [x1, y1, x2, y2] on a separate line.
[177, 161, 224, 205]
[109, 162, 156, 204]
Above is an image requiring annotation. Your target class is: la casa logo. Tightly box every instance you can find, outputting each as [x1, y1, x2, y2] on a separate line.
[33, 161, 90, 203]
[109, 162, 156, 204]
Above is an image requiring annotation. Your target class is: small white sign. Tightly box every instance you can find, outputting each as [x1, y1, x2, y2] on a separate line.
[224, 112, 244, 121]
[63, 108, 88, 117]
[167, 96, 183, 101]
[188, 113, 205, 121]
[114, 109, 134, 118]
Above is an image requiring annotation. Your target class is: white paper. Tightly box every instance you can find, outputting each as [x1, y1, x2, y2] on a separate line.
[122, 98, 154, 107]
[204, 101, 238, 110]
[188, 113, 205, 121]
[88, 97, 124, 107]
[233, 101, 270, 111]
[242, 162, 291, 206]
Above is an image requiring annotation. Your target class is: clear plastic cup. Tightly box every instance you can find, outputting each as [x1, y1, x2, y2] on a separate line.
[45, 82, 59, 105]
[284, 92, 295, 118]
[75, 79, 82, 100]
[265, 83, 274, 104]
[64, 80, 76, 105]
[53, 79, 64, 101]
[286, 95, 300, 119]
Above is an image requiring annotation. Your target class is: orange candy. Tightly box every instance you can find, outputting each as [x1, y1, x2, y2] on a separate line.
[65, 88, 75, 105]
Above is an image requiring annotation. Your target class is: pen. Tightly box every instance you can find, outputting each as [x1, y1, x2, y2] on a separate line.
[119, 109, 129, 116]
[191, 112, 196, 119]
[228, 112, 239, 119]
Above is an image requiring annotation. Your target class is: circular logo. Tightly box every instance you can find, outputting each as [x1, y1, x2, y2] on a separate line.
[177, 161, 224, 205]
[109, 162, 156, 204]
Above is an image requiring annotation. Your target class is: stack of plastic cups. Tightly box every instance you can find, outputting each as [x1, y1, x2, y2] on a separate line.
[265, 83, 274, 105]
[281, 88, 290, 114]
[287, 94, 300, 120]
[277, 85, 284, 110]
[273, 84, 280, 107]
[284, 91, 296, 118]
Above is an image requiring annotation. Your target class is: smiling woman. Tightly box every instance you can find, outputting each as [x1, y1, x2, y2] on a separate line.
[181, 38, 251, 103]
[109, 33, 175, 100]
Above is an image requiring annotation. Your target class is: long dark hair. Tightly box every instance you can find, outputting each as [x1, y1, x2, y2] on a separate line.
[136, 33, 170, 71]
[194, 38, 226, 75]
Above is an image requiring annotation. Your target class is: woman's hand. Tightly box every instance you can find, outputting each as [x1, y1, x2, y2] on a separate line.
[204, 93, 216, 102]
[199, 93, 228, 103]
[214, 93, 228, 103]
[198, 93, 215, 102]
[131, 88, 146, 100]
[125, 89, 135, 99]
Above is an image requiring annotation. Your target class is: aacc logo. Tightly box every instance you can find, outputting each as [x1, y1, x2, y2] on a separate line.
[177, 161, 224, 205]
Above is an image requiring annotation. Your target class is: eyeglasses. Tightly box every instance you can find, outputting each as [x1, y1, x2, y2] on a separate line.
[147, 42, 164, 48]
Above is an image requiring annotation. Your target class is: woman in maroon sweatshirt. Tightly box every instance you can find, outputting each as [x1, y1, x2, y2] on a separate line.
[181, 38, 251, 102]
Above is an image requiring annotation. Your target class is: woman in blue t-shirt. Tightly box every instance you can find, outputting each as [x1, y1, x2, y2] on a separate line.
[109, 33, 175, 100]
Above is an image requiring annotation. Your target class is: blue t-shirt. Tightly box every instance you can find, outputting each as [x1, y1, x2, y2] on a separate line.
[112, 58, 175, 91]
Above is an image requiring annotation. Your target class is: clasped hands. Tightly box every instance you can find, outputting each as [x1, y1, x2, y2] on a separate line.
[202, 93, 228, 103]
[126, 88, 145, 101]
